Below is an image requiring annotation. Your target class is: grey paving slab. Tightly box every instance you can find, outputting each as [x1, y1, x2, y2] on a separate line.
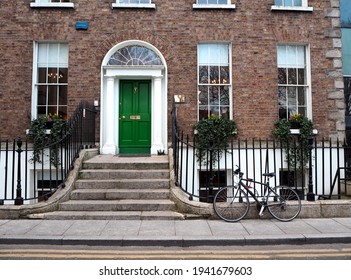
[333, 217, 351, 229]
[63, 220, 108, 236]
[175, 220, 212, 236]
[273, 219, 320, 234]
[26, 220, 75, 236]
[138, 220, 175, 236]
[240, 219, 285, 235]
[0, 220, 9, 226]
[304, 218, 351, 233]
[207, 220, 249, 236]
[0, 220, 42, 235]
[101, 220, 141, 236]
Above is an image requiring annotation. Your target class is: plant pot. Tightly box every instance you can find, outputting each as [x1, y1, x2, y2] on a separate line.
[45, 121, 53, 129]
[289, 121, 301, 129]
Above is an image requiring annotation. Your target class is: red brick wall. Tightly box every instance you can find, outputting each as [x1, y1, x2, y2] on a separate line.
[0, 0, 343, 141]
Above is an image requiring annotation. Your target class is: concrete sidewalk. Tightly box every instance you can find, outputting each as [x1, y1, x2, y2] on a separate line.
[0, 218, 351, 247]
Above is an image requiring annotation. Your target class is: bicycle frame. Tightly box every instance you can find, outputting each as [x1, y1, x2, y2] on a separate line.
[234, 173, 282, 216]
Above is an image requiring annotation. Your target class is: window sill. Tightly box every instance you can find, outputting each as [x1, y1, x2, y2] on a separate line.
[112, 3, 156, 9]
[271, 6, 313, 12]
[192, 4, 236, 10]
[290, 129, 318, 135]
[30, 3, 74, 8]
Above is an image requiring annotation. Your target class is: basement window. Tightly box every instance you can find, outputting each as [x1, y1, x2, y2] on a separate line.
[30, 0, 74, 8]
[112, 0, 156, 9]
[199, 171, 227, 203]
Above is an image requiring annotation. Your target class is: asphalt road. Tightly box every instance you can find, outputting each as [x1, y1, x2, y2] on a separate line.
[0, 243, 350, 260]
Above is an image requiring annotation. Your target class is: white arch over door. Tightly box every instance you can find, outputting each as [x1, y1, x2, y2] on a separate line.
[100, 40, 168, 155]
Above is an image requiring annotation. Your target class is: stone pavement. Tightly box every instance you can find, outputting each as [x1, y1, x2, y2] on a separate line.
[0, 217, 351, 247]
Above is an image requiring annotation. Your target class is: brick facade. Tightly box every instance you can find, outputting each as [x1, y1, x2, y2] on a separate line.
[0, 0, 345, 141]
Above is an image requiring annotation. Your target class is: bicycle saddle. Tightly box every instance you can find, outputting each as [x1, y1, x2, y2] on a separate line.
[262, 172, 276, 177]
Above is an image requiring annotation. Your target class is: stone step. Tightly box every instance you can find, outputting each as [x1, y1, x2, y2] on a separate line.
[74, 179, 169, 189]
[82, 155, 169, 170]
[71, 189, 170, 200]
[59, 199, 176, 212]
[28, 211, 185, 220]
[79, 169, 169, 180]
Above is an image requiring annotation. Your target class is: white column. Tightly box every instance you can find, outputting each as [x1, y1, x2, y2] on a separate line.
[151, 76, 164, 154]
[101, 76, 116, 154]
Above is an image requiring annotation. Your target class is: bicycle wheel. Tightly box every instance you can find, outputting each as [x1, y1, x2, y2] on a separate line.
[267, 186, 301, 222]
[213, 186, 249, 222]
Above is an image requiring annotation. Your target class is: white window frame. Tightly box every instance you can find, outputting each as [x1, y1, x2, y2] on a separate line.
[271, 0, 313, 12]
[193, 0, 236, 10]
[112, 0, 156, 9]
[277, 44, 312, 121]
[197, 43, 233, 121]
[30, 0, 74, 8]
[32, 42, 69, 119]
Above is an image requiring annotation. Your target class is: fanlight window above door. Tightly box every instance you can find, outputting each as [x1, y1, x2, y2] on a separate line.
[107, 45, 163, 66]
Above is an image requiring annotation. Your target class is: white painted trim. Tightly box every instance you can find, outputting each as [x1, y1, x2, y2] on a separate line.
[193, 4, 236, 9]
[30, 3, 74, 8]
[105, 68, 163, 77]
[100, 40, 168, 155]
[112, 3, 156, 9]
[271, 6, 313, 12]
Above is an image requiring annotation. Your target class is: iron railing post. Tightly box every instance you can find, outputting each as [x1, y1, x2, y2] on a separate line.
[307, 136, 315, 201]
[14, 137, 24, 205]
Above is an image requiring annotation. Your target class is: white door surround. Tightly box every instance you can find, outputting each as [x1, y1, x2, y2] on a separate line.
[100, 41, 168, 155]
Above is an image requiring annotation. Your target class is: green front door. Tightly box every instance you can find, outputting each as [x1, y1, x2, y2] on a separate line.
[119, 80, 151, 154]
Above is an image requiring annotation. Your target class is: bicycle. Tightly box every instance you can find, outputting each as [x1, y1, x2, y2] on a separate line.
[213, 167, 302, 222]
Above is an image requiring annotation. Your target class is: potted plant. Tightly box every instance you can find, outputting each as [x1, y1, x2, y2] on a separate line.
[28, 114, 66, 167]
[273, 114, 314, 168]
[193, 114, 237, 167]
[289, 113, 304, 129]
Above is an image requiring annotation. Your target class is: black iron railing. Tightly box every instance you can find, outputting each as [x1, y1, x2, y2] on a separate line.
[0, 101, 97, 205]
[172, 102, 351, 202]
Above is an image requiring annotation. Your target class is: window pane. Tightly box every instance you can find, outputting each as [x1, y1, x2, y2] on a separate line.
[199, 106, 209, 120]
[298, 69, 305, 85]
[298, 87, 306, 105]
[342, 29, 351, 76]
[220, 86, 230, 105]
[278, 86, 287, 119]
[209, 106, 220, 116]
[341, 0, 351, 28]
[288, 87, 297, 107]
[210, 66, 219, 84]
[220, 107, 230, 119]
[58, 106, 67, 120]
[37, 106, 47, 116]
[38, 86, 47, 105]
[198, 86, 208, 105]
[287, 68, 297, 85]
[48, 106, 57, 116]
[199, 66, 209, 84]
[48, 68, 58, 83]
[220, 66, 229, 84]
[278, 68, 287, 84]
[38, 68, 47, 83]
[48, 86, 58, 106]
[209, 86, 219, 106]
[59, 86, 67, 105]
[59, 68, 68, 83]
